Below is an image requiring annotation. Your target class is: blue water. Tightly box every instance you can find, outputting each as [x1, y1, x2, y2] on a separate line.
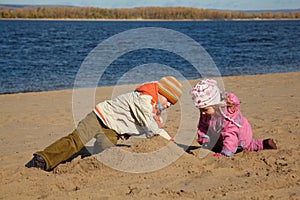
[1, 20, 300, 94]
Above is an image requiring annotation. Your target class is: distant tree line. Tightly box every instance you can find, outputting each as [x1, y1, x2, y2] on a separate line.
[1, 6, 300, 20]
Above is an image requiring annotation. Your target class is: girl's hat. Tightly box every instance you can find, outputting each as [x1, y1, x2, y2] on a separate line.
[191, 79, 224, 108]
[158, 76, 183, 105]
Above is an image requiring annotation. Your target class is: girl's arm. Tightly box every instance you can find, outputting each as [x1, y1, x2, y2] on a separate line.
[197, 129, 210, 144]
[197, 114, 210, 144]
[220, 122, 240, 156]
[219, 93, 242, 156]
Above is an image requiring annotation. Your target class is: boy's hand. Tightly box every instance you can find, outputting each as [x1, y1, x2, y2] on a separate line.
[120, 134, 131, 141]
[153, 115, 164, 128]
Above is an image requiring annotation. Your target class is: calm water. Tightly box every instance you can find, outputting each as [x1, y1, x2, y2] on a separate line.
[1, 20, 300, 94]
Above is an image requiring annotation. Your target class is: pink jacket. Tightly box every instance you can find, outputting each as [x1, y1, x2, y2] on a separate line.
[197, 93, 263, 156]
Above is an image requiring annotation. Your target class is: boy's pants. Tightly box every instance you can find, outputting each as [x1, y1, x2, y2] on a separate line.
[36, 112, 119, 171]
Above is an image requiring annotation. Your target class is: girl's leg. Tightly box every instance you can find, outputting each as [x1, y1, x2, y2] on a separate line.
[247, 138, 277, 151]
[247, 139, 264, 151]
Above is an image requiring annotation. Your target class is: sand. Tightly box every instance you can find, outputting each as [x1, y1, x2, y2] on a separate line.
[0, 72, 299, 200]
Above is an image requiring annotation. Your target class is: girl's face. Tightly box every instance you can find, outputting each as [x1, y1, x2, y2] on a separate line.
[158, 94, 171, 110]
[199, 106, 215, 115]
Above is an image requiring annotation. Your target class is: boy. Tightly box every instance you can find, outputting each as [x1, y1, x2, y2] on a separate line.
[26, 76, 183, 171]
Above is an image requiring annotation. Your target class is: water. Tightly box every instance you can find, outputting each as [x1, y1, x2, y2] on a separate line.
[1, 20, 300, 94]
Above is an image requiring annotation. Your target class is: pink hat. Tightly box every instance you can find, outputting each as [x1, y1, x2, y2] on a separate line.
[191, 79, 224, 108]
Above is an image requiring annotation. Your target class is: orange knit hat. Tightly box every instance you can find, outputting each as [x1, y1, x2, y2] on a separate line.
[158, 76, 183, 105]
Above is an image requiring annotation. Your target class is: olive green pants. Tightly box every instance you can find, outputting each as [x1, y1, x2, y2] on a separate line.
[36, 112, 119, 171]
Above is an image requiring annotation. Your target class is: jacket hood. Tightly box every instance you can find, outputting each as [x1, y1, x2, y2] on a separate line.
[135, 82, 158, 105]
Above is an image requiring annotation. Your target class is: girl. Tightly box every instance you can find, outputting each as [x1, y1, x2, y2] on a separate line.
[191, 79, 277, 157]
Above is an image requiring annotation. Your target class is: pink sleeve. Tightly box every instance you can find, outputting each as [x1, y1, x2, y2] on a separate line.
[221, 122, 239, 157]
[197, 129, 205, 137]
[197, 114, 210, 144]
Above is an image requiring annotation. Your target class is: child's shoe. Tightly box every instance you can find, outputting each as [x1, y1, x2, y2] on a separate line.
[25, 154, 46, 170]
[263, 138, 277, 149]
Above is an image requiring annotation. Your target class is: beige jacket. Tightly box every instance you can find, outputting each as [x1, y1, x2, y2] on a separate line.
[93, 91, 172, 140]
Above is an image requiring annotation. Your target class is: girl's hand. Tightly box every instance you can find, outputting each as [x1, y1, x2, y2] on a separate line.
[197, 134, 210, 145]
[213, 153, 224, 157]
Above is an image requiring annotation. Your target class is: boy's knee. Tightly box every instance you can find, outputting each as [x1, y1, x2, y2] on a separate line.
[93, 131, 118, 154]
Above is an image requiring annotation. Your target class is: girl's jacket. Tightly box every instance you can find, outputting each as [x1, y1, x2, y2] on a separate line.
[93, 82, 172, 140]
[197, 93, 254, 156]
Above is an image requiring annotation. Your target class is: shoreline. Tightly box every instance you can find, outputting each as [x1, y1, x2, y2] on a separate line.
[1, 18, 300, 22]
[0, 71, 299, 96]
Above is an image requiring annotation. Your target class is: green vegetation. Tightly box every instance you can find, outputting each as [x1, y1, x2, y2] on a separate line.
[1, 6, 299, 20]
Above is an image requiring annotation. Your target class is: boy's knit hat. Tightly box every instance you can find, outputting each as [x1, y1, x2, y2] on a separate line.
[158, 76, 183, 105]
[191, 79, 224, 108]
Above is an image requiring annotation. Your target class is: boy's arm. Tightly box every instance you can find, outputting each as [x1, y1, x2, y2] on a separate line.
[152, 105, 164, 129]
[132, 94, 174, 141]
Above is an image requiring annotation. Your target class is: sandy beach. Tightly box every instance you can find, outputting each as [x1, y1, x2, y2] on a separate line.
[0, 72, 299, 200]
